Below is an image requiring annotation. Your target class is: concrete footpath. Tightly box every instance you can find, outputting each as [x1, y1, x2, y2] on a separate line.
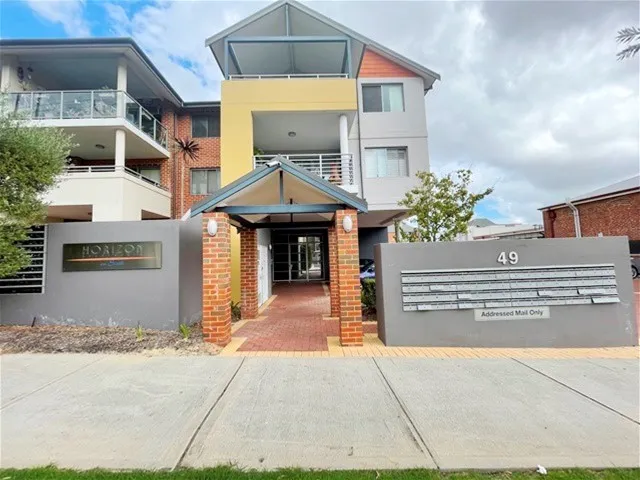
[1, 354, 638, 471]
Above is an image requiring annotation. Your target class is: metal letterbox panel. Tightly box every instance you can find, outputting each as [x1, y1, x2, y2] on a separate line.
[485, 301, 513, 308]
[400, 264, 619, 312]
[592, 297, 620, 304]
[565, 298, 593, 305]
[458, 302, 486, 309]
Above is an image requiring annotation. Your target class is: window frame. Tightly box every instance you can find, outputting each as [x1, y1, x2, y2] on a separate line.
[130, 166, 161, 185]
[361, 83, 405, 113]
[363, 147, 409, 178]
[190, 168, 221, 195]
[191, 113, 220, 138]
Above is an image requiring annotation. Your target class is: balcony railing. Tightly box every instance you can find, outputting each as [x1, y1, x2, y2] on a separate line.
[62, 165, 168, 191]
[5, 90, 168, 149]
[229, 73, 349, 80]
[254, 153, 354, 186]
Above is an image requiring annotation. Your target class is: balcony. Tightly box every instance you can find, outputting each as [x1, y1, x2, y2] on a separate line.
[254, 153, 357, 193]
[6, 90, 169, 155]
[229, 74, 349, 80]
[45, 165, 172, 222]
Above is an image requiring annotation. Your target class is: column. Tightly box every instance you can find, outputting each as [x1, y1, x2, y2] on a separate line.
[240, 228, 259, 319]
[1, 55, 17, 91]
[328, 225, 340, 318]
[339, 114, 350, 185]
[114, 129, 126, 167]
[335, 209, 363, 346]
[202, 212, 232, 346]
[116, 57, 128, 117]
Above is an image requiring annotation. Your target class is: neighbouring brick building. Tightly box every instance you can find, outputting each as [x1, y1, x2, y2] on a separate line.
[540, 175, 640, 253]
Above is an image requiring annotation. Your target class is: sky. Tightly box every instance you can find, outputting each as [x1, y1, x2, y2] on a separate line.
[1, 0, 638, 224]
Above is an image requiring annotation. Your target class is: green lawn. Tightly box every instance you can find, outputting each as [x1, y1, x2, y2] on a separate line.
[0, 467, 637, 480]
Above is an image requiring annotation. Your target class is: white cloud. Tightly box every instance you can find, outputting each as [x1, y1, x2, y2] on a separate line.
[26, 0, 90, 37]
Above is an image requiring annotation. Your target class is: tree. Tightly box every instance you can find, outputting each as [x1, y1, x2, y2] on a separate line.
[174, 137, 200, 217]
[616, 26, 640, 60]
[398, 169, 493, 242]
[0, 111, 72, 277]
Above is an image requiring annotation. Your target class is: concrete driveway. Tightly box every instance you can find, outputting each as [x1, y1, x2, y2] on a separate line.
[1, 354, 638, 471]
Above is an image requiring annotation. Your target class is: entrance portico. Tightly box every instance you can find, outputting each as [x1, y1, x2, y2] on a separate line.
[191, 157, 367, 347]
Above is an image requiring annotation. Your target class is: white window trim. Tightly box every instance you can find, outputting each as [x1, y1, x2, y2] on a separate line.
[362, 83, 405, 113]
[364, 147, 409, 178]
[190, 168, 221, 195]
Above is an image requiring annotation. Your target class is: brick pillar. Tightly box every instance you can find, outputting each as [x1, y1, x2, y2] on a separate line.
[240, 228, 259, 319]
[202, 212, 232, 346]
[335, 209, 363, 346]
[328, 225, 340, 317]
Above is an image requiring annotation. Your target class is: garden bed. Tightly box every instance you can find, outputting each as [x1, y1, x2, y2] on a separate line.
[0, 323, 220, 355]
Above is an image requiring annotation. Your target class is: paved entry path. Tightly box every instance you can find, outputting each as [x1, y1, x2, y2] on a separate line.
[232, 283, 376, 352]
[1, 354, 638, 470]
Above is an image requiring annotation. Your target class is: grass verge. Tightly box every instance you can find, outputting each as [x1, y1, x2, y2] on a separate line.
[0, 467, 637, 480]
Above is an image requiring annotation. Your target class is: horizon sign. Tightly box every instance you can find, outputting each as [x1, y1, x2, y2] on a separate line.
[63, 242, 162, 272]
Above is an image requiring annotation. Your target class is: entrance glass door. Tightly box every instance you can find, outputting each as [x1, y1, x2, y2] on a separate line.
[272, 232, 325, 282]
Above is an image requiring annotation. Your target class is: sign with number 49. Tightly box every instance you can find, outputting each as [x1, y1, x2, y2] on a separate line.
[497, 251, 519, 265]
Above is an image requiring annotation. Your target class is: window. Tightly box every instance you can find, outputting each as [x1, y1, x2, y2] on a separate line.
[191, 114, 220, 138]
[131, 167, 161, 185]
[362, 84, 404, 112]
[191, 168, 220, 195]
[364, 147, 408, 178]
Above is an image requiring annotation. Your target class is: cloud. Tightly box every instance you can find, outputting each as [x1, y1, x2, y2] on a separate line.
[25, 0, 90, 37]
[22, 0, 640, 224]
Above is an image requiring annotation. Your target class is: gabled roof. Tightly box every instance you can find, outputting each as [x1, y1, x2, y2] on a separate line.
[540, 174, 640, 210]
[190, 156, 368, 217]
[205, 0, 440, 91]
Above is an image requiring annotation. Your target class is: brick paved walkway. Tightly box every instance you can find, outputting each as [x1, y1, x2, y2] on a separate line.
[232, 283, 376, 352]
[221, 280, 640, 357]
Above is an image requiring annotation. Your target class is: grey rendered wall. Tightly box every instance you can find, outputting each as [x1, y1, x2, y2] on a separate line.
[358, 227, 388, 260]
[375, 237, 637, 347]
[178, 215, 203, 326]
[351, 77, 429, 210]
[0, 219, 200, 330]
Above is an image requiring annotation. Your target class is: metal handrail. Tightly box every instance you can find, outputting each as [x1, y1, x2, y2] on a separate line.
[229, 73, 348, 80]
[62, 165, 169, 191]
[253, 153, 354, 185]
[5, 90, 168, 149]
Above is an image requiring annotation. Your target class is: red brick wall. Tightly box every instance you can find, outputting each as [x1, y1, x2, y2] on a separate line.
[240, 229, 259, 319]
[543, 192, 640, 239]
[328, 225, 340, 318]
[359, 49, 418, 78]
[172, 110, 221, 218]
[335, 209, 363, 346]
[202, 212, 232, 346]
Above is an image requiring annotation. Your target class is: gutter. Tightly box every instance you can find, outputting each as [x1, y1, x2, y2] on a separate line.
[565, 198, 582, 238]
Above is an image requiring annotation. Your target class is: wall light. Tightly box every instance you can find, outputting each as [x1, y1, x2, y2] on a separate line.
[342, 214, 353, 233]
[207, 219, 218, 237]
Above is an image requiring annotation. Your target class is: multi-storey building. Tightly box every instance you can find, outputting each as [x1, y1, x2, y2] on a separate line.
[0, 0, 439, 344]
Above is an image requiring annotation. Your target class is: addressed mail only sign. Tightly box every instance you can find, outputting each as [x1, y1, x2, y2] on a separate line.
[474, 307, 550, 321]
[63, 242, 162, 272]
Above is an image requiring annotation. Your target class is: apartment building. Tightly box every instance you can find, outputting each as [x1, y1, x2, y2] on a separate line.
[0, 0, 439, 345]
[0, 38, 222, 223]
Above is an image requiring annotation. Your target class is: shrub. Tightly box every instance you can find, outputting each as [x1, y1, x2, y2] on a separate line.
[230, 301, 242, 322]
[361, 278, 376, 314]
[178, 323, 191, 340]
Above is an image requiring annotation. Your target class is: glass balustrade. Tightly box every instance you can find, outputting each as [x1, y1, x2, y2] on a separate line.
[3, 90, 168, 149]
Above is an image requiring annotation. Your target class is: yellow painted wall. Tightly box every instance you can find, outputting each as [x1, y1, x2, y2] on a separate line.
[220, 78, 357, 301]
